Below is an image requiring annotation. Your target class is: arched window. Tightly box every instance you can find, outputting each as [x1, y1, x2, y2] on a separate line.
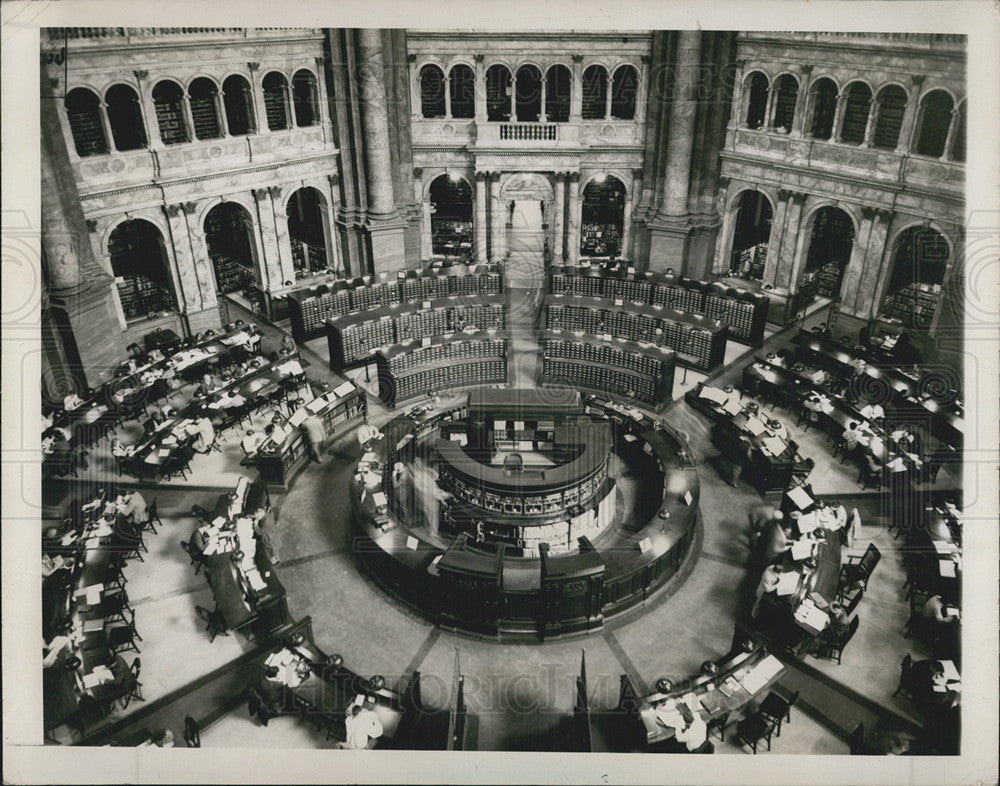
[419, 64, 446, 118]
[951, 102, 966, 161]
[485, 65, 512, 122]
[580, 176, 626, 259]
[839, 82, 872, 145]
[449, 65, 475, 119]
[188, 77, 221, 140]
[108, 220, 177, 319]
[222, 75, 255, 136]
[581, 65, 608, 120]
[429, 175, 473, 258]
[515, 65, 542, 122]
[611, 65, 638, 120]
[65, 88, 108, 156]
[801, 207, 856, 300]
[287, 187, 331, 276]
[105, 84, 146, 152]
[770, 75, 798, 132]
[261, 72, 289, 131]
[152, 80, 189, 145]
[745, 72, 769, 129]
[872, 85, 907, 150]
[809, 78, 838, 140]
[292, 69, 319, 127]
[204, 203, 258, 293]
[880, 226, 949, 330]
[728, 190, 773, 281]
[916, 90, 954, 157]
[545, 65, 571, 123]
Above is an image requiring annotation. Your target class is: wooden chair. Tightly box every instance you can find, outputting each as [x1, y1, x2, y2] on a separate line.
[107, 614, 142, 655]
[838, 543, 881, 595]
[184, 715, 201, 748]
[145, 498, 163, 535]
[736, 711, 778, 753]
[104, 551, 128, 592]
[843, 585, 864, 617]
[758, 690, 798, 737]
[813, 616, 859, 665]
[121, 658, 144, 709]
[101, 588, 132, 625]
[181, 540, 205, 575]
[892, 654, 914, 700]
[706, 711, 731, 743]
[196, 604, 229, 643]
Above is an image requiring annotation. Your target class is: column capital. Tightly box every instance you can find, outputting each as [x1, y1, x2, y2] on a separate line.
[133, 69, 148, 82]
[910, 74, 925, 90]
[490, 172, 501, 182]
[474, 171, 490, 182]
[314, 56, 325, 71]
[640, 54, 651, 65]
[251, 188, 269, 201]
[567, 172, 581, 183]
[571, 55, 584, 64]
[800, 64, 813, 78]
[248, 62, 260, 72]
[632, 168, 644, 181]
[327, 173, 339, 187]
[181, 201, 198, 215]
[85, 219, 98, 233]
[407, 54, 417, 64]
[413, 167, 423, 178]
[717, 175, 731, 191]
[473, 54, 485, 63]
[268, 185, 283, 199]
[164, 204, 183, 218]
[777, 187, 793, 202]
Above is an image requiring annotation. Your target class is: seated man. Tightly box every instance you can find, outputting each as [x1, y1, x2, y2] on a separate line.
[842, 422, 863, 453]
[357, 419, 383, 449]
[339, 702, 384, 750]
[762, 519, 794, 564]
[279, 335, 297, 356]
[190, 417, 216, 454]
[672, 703, 708, 753]
[752, 563, 782, 618]
[63, 391, 84, 411]
[810, 368, 827, 385]
[859, 401, 885, 421]
[210, 390, 247, 411]
[922, 593, 959, 625]
[241, 430, 268, 456]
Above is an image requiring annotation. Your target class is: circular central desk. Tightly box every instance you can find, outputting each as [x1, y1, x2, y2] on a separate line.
[351, 389, 700, 641]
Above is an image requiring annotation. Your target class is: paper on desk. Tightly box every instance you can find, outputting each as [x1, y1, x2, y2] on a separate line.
[723, 398, 743, 416]
[43, 637, 71, 667]
[796, 512, 818, 534]
[774, 571, 800, 596]
[699, 386, 727, 404]
[932, 540, 956, 555]
[86, 585, 103, 606]
[333, 381, 355, 398]
[287, 407, 308, 427]
[244, 568, 268, 592]
[940, 660, 961, 682]
[744, 417, 766, 436]
[278, 360, 304, 376]
[157, 448, 170, 458]
[306, 396, 326, 414]
[790, 539, 814, 561]
[83, 618, 104, 633]
[763, 436, 786, 456]
[787, 486, 813, 510]
[81, 672, 101, 690]
[939, 560, 956, 578]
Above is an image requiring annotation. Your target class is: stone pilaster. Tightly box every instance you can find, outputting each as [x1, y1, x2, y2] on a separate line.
[566, 172, 581, 264]
[490, 173, 503, 262]
[854, 209, 892, 319]
[475, 171, 488, 263]
[553, 173, 566, 261]
[252, 187, 286, 290]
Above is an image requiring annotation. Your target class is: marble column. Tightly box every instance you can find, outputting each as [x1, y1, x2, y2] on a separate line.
[566, 173, 581, 264]
[180, 91, 196, 142]
[777, 192, 806, 290]
[133, 70, 162, 148]
[421, 200, 433, 260]
[714, 192, 737, 275]
[475, 172, 488, 263]
[553, 173, 566, 262]
[762, 190, 791, 287]
[98, 102, 117, 152]
[789, 67, 811, 138]
[895, 76, 924, 154]
[40, 70, 128, 388]
[357, 28, 407, 271]
[179, 202, 223, 332]
[660, 31, 702, 217]
[326, 174, 345, 274]
[247, 63, 267, 134]
[252, 187, 286, 290]
[163, 204, 203, 317]
[840, 207, 878, 315]
[941, 108, 960, 160]
[861, 99, 880, 148]
[855, 210, 892, 319]
[490, 174, 503, 262]
[830, 92, 846, 142]
[473, 55, 487, 122]
[269, 186, 297, 284]
[570, 55, 584, 121]
[215, 89, 230, 137]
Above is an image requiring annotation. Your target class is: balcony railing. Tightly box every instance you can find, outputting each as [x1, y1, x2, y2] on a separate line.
[499, 123, 557, 142]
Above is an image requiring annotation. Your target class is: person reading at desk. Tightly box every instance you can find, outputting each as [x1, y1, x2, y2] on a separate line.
[842, 422, 863, 454]
[63, 391, 84, 411]
[752, 564, 782, 618]
[762, 519, 794, 564]
[859, 401, 884, 421]
[672, 703, 708, 752]
[809, 368, 827, 385]
[357, 419, 383, 449]
[339, 702, 384, 750]
[211, 390, 247, 411]
[242, 429, 268, 456]
[189, 416, 216, 454]
[923, 594, 959, 626]
[279, 334, 297, 356]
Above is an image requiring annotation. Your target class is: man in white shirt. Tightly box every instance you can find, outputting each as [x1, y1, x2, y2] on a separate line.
[859, 402, 884, 420]
[339, 703, 384, 750]
[63, 392, 84, 410]
[673, 704, 708, 752]
[357, 420, 383, 448]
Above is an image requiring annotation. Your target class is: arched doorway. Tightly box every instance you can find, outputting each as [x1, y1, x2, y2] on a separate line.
[204, 203, 258, 294]
[798, 207, 856, 303]
[108, 219, 177, 320]
[580, 175, 626, 259]
[500, 173, 553, 284]
[879, 226, 949, 331]
[428, 174, 473, 260]
[728, 191, 773, 281]
[286, 187, 331, 279]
